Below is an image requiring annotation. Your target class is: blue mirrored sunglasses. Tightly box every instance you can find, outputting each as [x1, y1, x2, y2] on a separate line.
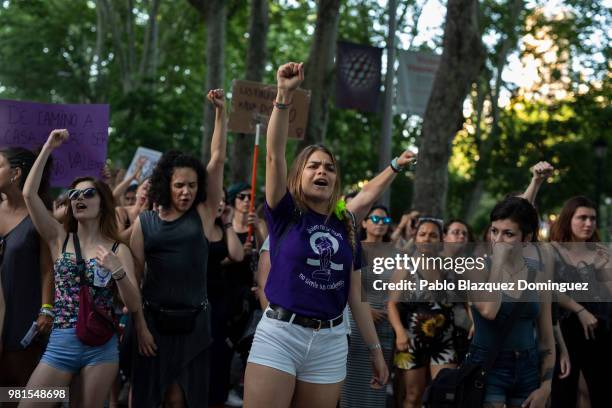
[68, 187, 98, 201]
[369, 215, 392, 225]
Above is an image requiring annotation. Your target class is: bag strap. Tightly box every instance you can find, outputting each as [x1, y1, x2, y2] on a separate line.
[482, 251, 538, 371]
[62, 233, 70, 253]
[72, 233, 87, 285]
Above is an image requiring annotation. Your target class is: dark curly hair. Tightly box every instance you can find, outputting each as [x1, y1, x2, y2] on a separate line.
[490, 196, 539, 242]
[148, 150, 207, 210]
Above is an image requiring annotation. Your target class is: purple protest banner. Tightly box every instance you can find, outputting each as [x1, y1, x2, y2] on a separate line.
[0, 99, 109, 187]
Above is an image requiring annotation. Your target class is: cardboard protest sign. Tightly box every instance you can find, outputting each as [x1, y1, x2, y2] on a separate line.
[124, 147, 162, 183]
[228, 80, 311, 140]
[0, 99, 109, 186]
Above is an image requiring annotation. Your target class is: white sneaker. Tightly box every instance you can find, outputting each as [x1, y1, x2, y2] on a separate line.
[225, 389, 243, 407]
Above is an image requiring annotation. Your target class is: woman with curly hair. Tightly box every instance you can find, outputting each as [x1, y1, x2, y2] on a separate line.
[129, 89, 227, 407]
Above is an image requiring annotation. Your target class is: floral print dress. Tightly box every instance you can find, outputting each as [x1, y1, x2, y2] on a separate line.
[393, 302, 457, 370]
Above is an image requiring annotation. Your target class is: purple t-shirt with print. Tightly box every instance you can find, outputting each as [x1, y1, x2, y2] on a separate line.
[264, 191, 362, 320]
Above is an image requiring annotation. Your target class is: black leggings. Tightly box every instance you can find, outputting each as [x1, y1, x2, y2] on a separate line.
[550, 314, 612, 408]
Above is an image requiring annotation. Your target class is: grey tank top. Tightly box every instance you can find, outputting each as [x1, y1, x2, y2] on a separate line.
[1, 216, 42, 350]
[140, 207, 209, 307]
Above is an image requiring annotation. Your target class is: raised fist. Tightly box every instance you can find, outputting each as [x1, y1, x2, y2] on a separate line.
[396, 150, 417, 167]
[207, 89, 225, 110]
[45, 129, 69, 149]
[276, 62, 304, 93]
[530, 161, 554, 181]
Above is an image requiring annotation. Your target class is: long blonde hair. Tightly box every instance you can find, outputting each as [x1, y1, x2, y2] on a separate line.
[287, 144, 356, 253]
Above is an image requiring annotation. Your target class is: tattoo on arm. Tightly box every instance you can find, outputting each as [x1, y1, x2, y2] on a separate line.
[540, 368, 554, 382]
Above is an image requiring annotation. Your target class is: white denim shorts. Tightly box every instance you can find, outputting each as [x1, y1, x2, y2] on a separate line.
[248, 306, 349, 384]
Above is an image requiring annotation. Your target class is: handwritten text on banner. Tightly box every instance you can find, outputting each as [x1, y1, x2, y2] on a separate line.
[0, 99, 109, 186]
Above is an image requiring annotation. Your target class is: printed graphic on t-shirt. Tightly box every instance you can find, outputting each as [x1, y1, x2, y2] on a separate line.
[300, 224, 346, 290]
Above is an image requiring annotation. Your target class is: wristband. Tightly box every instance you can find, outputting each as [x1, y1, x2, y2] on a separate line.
[390, 157, 404, 173]
[41, 303, 53, 310]
[273, 100, 291, 110]
[367, 343, 382, 351]
[39, 308, 54, 318]
[223, 223, 233, 229]
[576, 307, 586, 315]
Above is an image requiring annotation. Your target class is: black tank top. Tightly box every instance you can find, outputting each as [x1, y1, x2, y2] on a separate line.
[0, 216, 42, 350]
[140, 207, 209, 308]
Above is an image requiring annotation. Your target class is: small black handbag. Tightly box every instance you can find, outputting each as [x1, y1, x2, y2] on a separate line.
[146, 301, 207, 335]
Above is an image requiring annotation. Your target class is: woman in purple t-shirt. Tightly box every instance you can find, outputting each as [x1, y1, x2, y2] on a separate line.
[244, 62, 395, 408]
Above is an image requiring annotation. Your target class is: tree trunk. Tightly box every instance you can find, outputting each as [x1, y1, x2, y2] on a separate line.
[462, 77, 489, 220]
[298, 0, 341, 149]
[199, 0, 226, 164]
[462, 0, 524, 220]
[412, 0, 485, 217]
[139, 0, 161, 81]
[230, 0, 269, 183]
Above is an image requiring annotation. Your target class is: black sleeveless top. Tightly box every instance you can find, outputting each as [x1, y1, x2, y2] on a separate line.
[140, 207, 209, 308]
[0, 216, 42, 350]
[133, 207, 211, 407]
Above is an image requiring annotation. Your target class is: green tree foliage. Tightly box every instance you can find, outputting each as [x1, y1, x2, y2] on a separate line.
[0, 0, 608, 228]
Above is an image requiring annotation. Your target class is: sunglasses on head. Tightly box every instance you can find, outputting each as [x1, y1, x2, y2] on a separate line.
[418, 216, 444, 228]
[369, 215, 392, 225]
[236, 193, 250, 201]
[68, 187, 98, 201]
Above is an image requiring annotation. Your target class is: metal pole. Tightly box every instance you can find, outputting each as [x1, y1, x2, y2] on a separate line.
[378, 0, 397, 208]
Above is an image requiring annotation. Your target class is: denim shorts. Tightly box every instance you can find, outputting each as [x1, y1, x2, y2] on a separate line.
[465, 344, 540, 406]
[40, 328, 119, 373]
[247, 307, 348, 384]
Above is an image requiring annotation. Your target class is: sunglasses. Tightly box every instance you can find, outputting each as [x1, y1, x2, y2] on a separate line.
[236, 193, 250, 201]
[369, 215, 392, 225]
[68, 188, 98, 201]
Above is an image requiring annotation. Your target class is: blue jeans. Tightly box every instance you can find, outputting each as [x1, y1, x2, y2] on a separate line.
[465, 344, 540, 406]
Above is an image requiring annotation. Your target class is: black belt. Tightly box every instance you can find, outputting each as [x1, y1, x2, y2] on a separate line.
[267, 304, 343, 330]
